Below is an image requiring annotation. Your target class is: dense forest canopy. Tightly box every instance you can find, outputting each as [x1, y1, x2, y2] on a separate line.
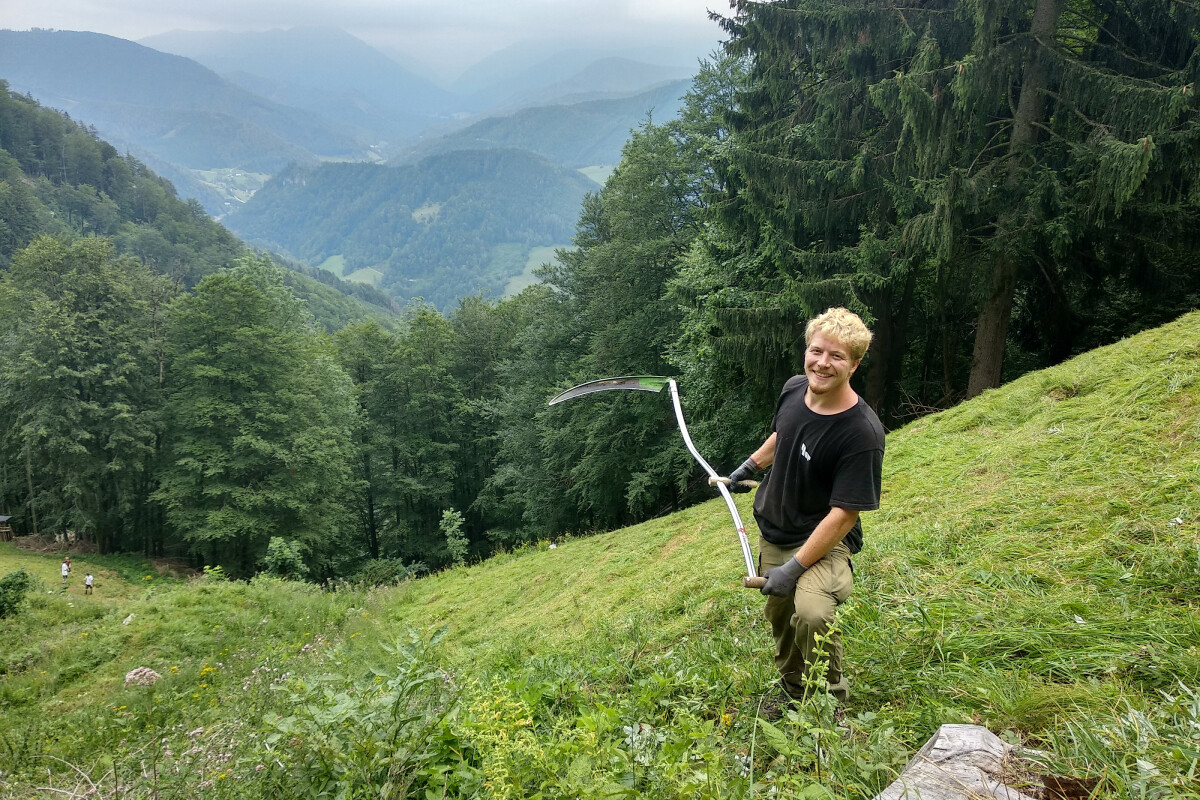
[1, 0, 1197, 579]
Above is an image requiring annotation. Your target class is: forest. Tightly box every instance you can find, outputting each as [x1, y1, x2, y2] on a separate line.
[1, 0, 1198, 580]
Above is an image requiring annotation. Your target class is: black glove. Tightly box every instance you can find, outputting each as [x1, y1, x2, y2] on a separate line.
[760, 557, 807, 597]
[726, 456, 760, 493]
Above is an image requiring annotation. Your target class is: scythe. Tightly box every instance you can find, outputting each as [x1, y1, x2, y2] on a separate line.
[548, 376, 766, 589]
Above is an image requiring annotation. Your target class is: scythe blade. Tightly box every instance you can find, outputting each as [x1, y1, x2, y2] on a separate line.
[547, 376, 671, 405]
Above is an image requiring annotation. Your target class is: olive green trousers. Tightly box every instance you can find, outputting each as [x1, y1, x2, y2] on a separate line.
[759, 538, 854, 703]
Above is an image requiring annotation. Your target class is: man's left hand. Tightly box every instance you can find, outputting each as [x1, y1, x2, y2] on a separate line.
[760, 557, 807, 597]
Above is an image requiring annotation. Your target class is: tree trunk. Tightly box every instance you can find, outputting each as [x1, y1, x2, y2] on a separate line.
[967, 0, 1062, 396]
[363, 450, 379, 559]
[967, 255, 1018, 397]
[25, 444, 38, 536]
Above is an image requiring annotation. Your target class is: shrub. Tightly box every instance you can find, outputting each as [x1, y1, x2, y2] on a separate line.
[261, 536, 308, 580]
[349, 558, 424, 588]
[441, 509, 468, 566]
[0, 568, 37, 618]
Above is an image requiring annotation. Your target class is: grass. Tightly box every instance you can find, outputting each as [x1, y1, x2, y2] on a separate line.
[2, 311, 1199, 798]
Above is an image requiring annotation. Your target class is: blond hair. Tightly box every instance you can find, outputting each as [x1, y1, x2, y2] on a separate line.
[805, 307, 873, 362]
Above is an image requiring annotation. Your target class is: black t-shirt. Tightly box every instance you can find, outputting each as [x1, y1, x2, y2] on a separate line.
[752, 375, 885, 552]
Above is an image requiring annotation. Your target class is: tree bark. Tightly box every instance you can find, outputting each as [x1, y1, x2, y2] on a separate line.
[25, 444, 38, 536]
[968, 254, 1019, 397]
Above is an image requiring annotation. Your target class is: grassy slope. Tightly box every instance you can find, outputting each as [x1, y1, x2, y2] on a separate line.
[2, 311, 1198, 798]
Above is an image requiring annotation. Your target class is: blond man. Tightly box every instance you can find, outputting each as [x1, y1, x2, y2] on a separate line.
[722, 308, 884, 707]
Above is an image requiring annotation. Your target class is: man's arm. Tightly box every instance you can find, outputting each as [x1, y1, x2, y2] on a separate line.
[792, 506, 858, 569]
[748, 432, 777, 470]
[712, 433, 778, 490]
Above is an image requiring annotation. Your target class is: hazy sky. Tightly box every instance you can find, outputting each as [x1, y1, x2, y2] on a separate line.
[1, 0, 725, 79]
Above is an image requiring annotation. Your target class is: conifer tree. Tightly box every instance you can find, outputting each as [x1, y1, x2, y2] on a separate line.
[699, 0, 1199, 415]
[0, 236, 170, 551]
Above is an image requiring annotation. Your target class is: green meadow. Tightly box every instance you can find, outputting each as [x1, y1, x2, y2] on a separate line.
[2, 312, 1198, 799]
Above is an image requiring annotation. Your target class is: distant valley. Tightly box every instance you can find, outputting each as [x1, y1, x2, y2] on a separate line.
[225, 148, 597, 310]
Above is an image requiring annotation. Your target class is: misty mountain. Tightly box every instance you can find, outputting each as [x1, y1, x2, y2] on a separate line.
[140, 27, 457, 142]
[393, 79, 691, 169]
[450, 36, 709, 103]
[461, 54, 694, 114]
[0, 30, 366, 163]
[225, 149, 596, 310]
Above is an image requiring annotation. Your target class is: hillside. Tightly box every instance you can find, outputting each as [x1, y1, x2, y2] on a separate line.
[0, 83, 398, 326]
[2, 311, 1197, 798]
[394, 79, 693, 169]
[0, 29, 369, 213]
[225, 149, 597, 310]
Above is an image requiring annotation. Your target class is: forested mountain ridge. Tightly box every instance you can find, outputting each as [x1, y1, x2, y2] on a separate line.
[392, 78, 692, 168]
[225, 148, 597, 310]
[0, 83, 397, 324]
[0, 29, 365, 165]
[0, 29, 371, 213]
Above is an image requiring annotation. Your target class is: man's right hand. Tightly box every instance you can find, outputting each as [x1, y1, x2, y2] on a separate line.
[709, 475, 754, 493]
[727, 456, 761, 492]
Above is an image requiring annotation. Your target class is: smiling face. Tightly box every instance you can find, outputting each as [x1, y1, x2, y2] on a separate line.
[803, 333, 861, 399]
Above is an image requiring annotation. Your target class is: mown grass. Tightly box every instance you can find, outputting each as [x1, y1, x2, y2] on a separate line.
[1, 311, 1198, 799]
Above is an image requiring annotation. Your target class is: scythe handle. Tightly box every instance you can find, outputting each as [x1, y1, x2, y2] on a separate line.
[743, 576, 767, 589]
[667, 380, 761, 588]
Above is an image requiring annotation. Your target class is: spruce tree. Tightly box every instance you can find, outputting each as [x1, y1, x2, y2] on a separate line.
[699, 0, 1199, 416]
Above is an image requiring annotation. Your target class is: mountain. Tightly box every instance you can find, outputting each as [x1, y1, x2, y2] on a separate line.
[450, 36, 710, 103]
[224, 149, 597, 310]
[502, 57, 695, 107]
[140, 27, 458, 142]
[459, 54, 696, 114]
[0, 81, 397, 325]
[0, 29, 369, 213]
[394, 79, 692, 169]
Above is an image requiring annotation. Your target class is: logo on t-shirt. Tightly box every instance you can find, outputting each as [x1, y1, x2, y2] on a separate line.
[800, 443, 812, 462]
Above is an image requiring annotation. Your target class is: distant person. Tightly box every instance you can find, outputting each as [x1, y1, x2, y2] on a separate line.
[85, 573, 94, 595]
[61, 559, 70, 582]
[715, 308, 884, 716]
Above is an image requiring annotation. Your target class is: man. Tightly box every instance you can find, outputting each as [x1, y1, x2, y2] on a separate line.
[84, 573, 94, 595]
[718, 307, 884, 707]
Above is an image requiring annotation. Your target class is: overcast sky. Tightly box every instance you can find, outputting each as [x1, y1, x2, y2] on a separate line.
[1, 0, 726, 79]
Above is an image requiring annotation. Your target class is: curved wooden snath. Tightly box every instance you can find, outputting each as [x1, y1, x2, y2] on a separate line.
[549, 376, 763, 589]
